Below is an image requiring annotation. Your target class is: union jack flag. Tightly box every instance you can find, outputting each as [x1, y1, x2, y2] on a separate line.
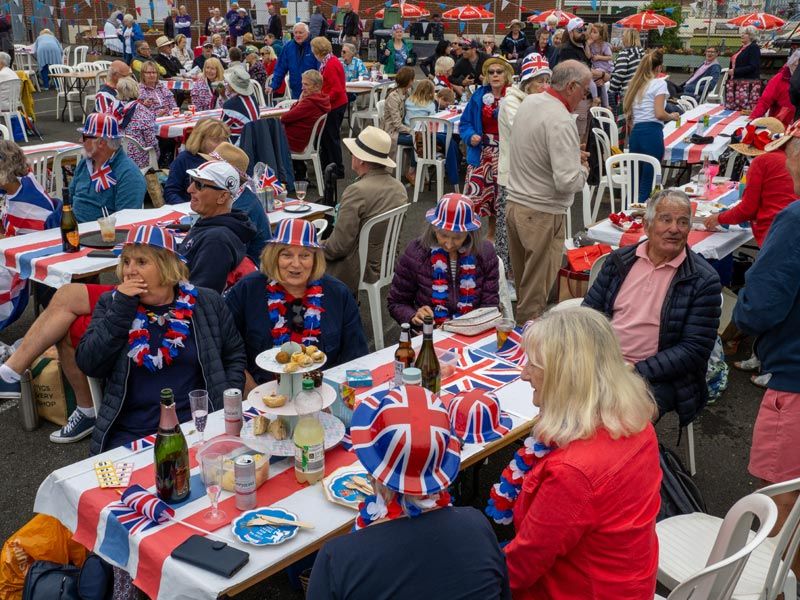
[350, 386, 461, 495]
[441, 348, 521, 395]
[124, 434, 157, 451]
[89, 159, 117, 192]
[259, 165, 285, 195]
[108, 484, 174, 536]
[496, 328, 527, 367]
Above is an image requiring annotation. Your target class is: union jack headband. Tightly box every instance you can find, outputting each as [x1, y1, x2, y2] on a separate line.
[269, 219, 320, 249]
[77, 113, 123, 139]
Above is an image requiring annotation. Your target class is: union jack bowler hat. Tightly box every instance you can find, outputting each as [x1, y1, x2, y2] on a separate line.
[350, 385, 461, 495]
[519, 51, 552, 84]
[269, 219, 320, 249]
[425, 193, 481, 232]
[123, 225, 181, 257]
[77, 112, 123, 139]
[447, 388, 512, 444]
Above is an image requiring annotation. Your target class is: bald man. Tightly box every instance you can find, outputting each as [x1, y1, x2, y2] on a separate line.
[94, 60, 131, 115]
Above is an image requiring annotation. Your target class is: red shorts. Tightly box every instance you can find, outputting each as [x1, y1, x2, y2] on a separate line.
[748, 389, 800, 483]
[68, 284, 115, 348]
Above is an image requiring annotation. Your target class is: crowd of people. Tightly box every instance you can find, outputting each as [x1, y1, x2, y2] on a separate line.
[2, 10, 800, 600]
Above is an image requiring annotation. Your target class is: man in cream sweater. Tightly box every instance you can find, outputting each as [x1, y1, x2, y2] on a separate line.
[506, 60, 591, 321]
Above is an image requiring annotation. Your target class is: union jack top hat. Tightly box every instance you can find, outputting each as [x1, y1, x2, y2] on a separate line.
[519, 51, 552, 85]
[350, 385, 461, 495]
[76, 112, 123, 139]
[269, 219, 320, 249]
[447, 389, 512, 444]
[123, 225, 180, 256]
[425, 194, 481, 233]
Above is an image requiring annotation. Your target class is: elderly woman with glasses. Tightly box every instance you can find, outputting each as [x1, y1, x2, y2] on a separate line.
[138, 60, 177, 117]
[243, 46, 268, 93]
[225, 219, 368, 390]
[115, 76, 159, 170]
[460, 56, 513, 221]
[172, 33, 193, 69]
[726, 25, 762, 111]
[495, 307, 660, 599]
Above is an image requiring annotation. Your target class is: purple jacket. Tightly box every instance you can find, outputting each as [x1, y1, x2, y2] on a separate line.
[388, 238, 500, 325]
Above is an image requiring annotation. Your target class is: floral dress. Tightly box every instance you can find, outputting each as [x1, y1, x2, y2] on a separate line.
[120, 102, 159, 169]
[190, 78, 221, 111]
[464, 91, 502, 218]
[138, 82, 177, 117]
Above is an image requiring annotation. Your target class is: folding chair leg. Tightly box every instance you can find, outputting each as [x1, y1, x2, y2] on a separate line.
[412, 164, 424, 203]
[366, 286, 384, 351]
[435, 162, 443, 202]
[686, 421, 696, 476]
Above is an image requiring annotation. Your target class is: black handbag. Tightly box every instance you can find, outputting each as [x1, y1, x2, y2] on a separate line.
[657, 444, 706, 521]
[22, 560, 80, 600]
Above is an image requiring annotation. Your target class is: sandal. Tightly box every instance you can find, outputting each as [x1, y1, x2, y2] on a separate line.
[734, 355, 761, 372]
[751, 373, 772, 389]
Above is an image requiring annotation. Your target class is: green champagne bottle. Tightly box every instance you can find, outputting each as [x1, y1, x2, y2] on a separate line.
[154, 388, 190, 503]
[414, 316, 441, 394]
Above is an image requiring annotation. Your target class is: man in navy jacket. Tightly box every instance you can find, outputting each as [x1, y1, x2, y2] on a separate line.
[583, 189, 721, 426]
[265, 22, 319, 100]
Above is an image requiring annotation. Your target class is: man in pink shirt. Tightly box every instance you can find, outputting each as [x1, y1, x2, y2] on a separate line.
[583, 189, 722, 427]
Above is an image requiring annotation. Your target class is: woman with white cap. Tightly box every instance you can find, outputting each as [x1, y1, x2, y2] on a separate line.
[225, 219, 368, 389]
[500, 19, 528, 60]
[307, 385, 511, 599]
[387, 194, 499, 327]
[75, 225, 246, 454]
[221, 64, 259, 146]
[380, 24, 417, 75]
[497, 52, 550, 282]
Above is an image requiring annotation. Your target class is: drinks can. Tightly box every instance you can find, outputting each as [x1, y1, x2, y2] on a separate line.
[171, 107, 180, 117]
[223, 388, 243, 436]
[234, 455, 257, 510]
[675, 114, 681, 128]
[188, 104, 196, 115]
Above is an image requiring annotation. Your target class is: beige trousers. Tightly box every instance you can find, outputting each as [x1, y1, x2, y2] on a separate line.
[507, 202, 566, 323]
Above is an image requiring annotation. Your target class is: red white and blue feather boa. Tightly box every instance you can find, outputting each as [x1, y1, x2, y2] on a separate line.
[354, 488, 453, 531]
[266, 279, 324, 346]
[127, 282, 197, 372]
[485, 436, 553, 524]
[430, 247, 477, 325]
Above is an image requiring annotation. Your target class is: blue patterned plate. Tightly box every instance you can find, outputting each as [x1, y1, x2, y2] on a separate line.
[322, 466, 372, 510]
[231, 507, 300, 546]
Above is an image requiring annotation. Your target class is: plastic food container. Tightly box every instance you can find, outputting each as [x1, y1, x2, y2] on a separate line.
[196, 435, 271, 492]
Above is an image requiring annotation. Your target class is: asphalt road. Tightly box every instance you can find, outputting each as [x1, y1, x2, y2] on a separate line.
[0, 84, 767, 599]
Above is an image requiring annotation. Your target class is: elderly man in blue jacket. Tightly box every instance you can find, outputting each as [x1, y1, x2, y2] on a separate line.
[265, 22, 319, 100]
[583, 189, 721, 427]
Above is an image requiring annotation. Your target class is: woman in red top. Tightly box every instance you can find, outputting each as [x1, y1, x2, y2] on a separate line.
[500, 307, 661, 600]
[749, 53, 800, 126]
[311, 36, 348, 178]
[260, 45, 286, 97]
[281, 70, 331, 179]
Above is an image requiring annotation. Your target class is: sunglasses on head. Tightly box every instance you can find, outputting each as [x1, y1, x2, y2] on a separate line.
[190, 177, 225, 191]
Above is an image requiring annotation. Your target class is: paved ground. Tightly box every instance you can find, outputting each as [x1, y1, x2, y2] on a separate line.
[0, 79, 768, 599]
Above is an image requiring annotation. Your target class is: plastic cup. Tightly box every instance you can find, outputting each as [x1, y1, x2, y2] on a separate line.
[97, 215, 116, 242]
[437, 349, 459, 379]
[496, 318, 516, 349]
[171, 107, 180, 117]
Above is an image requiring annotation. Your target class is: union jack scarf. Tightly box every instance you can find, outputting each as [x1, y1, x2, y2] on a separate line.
[89, 157, 117, 193]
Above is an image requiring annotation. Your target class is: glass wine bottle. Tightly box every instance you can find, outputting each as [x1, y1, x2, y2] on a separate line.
[154, 388, 190, 503]
[414, 316, 440, 394]
[394, 323, 416, 386]
[60, 194, 80, 253]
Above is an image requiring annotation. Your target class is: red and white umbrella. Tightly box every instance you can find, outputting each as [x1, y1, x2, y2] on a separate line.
[727, 12, 785, 30]
[615, 10, 677, 31]
[526, 9, 577, 27]
[374, 3, 431, 19]
[442, 5, 494, 20]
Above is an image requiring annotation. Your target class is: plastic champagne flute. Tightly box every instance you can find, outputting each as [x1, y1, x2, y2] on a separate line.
[189, 389, 208, 445]
[295, 180, 308, 203]
[201, 453, 227, 525]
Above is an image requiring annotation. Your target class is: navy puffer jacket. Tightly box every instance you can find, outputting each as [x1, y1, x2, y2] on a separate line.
[76, 286, 246, 454]
[583, 243, 721, 426]
[387, 238, 500, 326]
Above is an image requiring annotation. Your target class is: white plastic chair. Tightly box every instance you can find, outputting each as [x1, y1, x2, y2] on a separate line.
[14, 52, 40, 92]
[375, 99, 385, 124]
[592, 127, 615, 213]
[25, 150, 52, 191]
[312, 217, 328, 237]
[0, 123, 9, 139]
[252, 82, 267, 109]
[350, 82, 392, 135]
[707, 68, 730, 104]
[84, 69, 107, 113]
[61, 45, 72, 65]
[72, 45, 89, 65]
[290, 113, 327, 193]
[52, 148, 82, 199]
[606, 153, 663, 212]
[679, 95, 698, 110]
[0, 79, 27, 142]
[93, 60, 112, 71]
[658, 479, 800, 600]
[49, 64, 80, 122]
[656, 495, 777, 599]
[274, 98, 297, 110]
[694, 75, 714, 104]
[357, 204, 409, 351]
[590, 105, 619, 149]
[122, 134, 159, 175]
[408, 116, 455, 204]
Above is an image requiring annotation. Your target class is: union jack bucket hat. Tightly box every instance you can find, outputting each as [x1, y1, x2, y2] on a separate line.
[77, 112, 123, 139]
[122, 225, 181, 257]
[447, 388, 512, 444]
[269, 219, 320, 249]
[425, 193, 481, 232]
[519, 51, 552, 84]
[350, 385, 462, 495]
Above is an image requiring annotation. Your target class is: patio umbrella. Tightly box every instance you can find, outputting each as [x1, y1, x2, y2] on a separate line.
[442, 5, 495, 20]
[374, 3, 431, 19]
[526, 9, 577, 27]
[615, 10, 677, 31]
[727, 12, 785, 30]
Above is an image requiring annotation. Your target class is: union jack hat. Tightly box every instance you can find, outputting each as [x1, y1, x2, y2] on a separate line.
[269, 219, 320, 249]
[76, 112, 123, 139]
[123, 225, 181, 256]
[519, 51, 552, 84]
[447, 389, 512, 444]
[425, 194, 481, 232]
[350, 385, 461, 495]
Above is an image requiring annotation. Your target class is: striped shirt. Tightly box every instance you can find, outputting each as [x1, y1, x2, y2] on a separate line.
[609, 47, 645, 96]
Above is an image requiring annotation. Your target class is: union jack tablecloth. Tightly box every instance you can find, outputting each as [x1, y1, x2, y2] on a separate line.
[154, 107, 289, 139]
[431, 108, 462, 135]
[164, 79, 194, 92]
[0, 205, 192, 288]
[662, 103, 749, 164]
[22, 141, 83, 156]
[34, 328, 535, 600]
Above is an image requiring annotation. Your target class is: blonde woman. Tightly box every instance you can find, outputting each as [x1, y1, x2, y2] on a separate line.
[498, 307, 660, 599]
[433, 55, 463, 98]
[623, 49, 679, 202]
[211, 33, 229, 64]
[190, 57, 225, 111]
[172, 33, 193, 69]
[163, 118, 230, 204]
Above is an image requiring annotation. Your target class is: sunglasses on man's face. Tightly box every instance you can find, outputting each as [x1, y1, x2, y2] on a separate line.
[190, 177, 225, 191]
[575, 26, 586, 33]
[81, 135, 97, 142]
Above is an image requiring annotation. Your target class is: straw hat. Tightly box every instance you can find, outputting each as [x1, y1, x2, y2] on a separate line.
[764, 118, 800, 153]
[731, 117, 786, 156]
[482, 56, 513, 79]
[155, 35, 173, 49]
[343, 126, 396, 168]
[508, 18, 523, 29]
[201, 141, 249, 175]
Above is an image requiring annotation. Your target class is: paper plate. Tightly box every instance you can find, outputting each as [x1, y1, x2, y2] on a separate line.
[283, 203, 311, 214]
[247, 381, 337, 416]
[323, 465, 373, 510]
[241, 411, 345, 456]
[231, 507, 300, 546]
[255, 347, 327, 375]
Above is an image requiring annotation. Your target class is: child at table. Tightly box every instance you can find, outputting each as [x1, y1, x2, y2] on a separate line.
[436, 87, 455, 111]
[404, 80, 437, 127]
